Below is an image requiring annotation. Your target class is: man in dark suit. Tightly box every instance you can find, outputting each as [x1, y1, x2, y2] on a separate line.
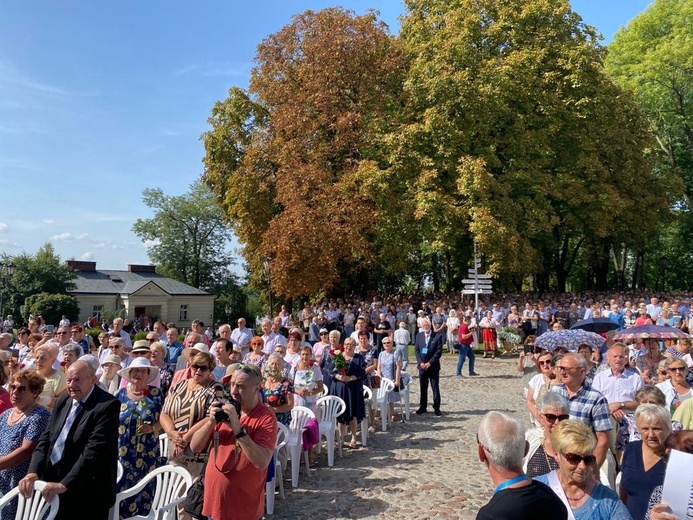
[20, 360, 120, 520]
[414, 318, 444, 416]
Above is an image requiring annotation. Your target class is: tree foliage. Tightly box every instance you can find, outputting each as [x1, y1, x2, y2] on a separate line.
[202, 8, 407, 298]
[1, 244, 76, 320]
[132, 181, 237, 292]
[21, 292, 80, 325]
[396, 0, 677, 291]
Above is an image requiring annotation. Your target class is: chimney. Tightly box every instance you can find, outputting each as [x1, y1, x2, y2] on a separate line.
[66, 260, 96, 272]
[128, 264, 156, 273]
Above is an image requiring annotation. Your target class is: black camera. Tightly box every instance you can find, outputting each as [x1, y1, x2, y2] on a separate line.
[213, 397, 241, 423]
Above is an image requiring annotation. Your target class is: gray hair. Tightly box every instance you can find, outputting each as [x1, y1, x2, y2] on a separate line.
[261, 318, 272, 327]
[663, 357, 687, 370]
[0, 333, 12, 344]
[537, 391, 570, 414]
[635, 404, 672, 437]
[267, 353, 285, 367]
[61, 344, 82, 357]
[478, 411, 526, 472]
[563, 352, 588, 370]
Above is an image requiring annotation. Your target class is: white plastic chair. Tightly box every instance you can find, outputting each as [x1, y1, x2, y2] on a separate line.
[111, 465, 192, 520]
[158, 432, 169, 463]
[315, 396, 346, 466]
[117, 461, 124, 484]
[287, 406, 315, 488]
[376, 377, 395, 431]
[266, 422, 288, 515]
[0, 480, 59, 520]
[400, 372, 412, 421]
[361, 386, 373, 447]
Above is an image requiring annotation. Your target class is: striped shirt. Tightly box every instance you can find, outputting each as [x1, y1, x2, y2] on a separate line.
[552, 383, 612, 432]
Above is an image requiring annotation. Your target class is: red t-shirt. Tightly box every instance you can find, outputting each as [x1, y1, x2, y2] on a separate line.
[202, 401, 277, 520]
[457, 323, 473, 346]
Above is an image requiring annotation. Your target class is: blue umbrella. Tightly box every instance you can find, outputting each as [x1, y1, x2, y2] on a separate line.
[534, 329, 606, 352]
[570, 317, 620, 334]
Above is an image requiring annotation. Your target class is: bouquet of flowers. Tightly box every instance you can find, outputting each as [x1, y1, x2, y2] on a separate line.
[330, 347, 347, 376]
[498, 327, 521, 345]
[131, 388, 152, 436]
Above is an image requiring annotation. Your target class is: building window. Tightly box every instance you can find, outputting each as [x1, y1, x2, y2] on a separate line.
[92, 305, 104, 320]
[179, 305, 188, 321]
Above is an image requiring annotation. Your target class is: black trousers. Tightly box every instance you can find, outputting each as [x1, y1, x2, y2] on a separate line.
[418, 368, 440, 411]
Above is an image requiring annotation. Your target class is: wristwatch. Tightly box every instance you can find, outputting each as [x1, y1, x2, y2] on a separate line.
[235, 427, 247, 440]
[620, 402, 625, 409]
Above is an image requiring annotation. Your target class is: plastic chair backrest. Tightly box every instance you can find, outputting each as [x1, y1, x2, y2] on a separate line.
[362, 386, 373, 401]
[315, 395, 346, 422]
[376, 377, 395, 401]
[0, 480, 59, 520]
[289, 406, 316, 435]
[159, 432, 169, 457]
[401, 372, 412, 388]
[117, 461, 124, 484]
[148, 465, 193, 512]
[276, 422, 289, 451]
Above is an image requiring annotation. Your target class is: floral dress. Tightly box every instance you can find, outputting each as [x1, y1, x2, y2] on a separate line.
[360, 348, 377, 388]
[116, 386, 163, 518]
[291, 364, 322, 410]
[378, 349, 402, 403]
[0, 406, 51, 520]
[263, 379, 294, 426]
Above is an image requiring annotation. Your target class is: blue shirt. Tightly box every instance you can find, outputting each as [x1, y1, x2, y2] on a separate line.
[620, 440, 666, 520]
[166, 341, 184, 366]
[551, 383, 612, 432]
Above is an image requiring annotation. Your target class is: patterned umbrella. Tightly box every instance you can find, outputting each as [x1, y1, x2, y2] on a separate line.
[570, 317, 620, 334]
[612, 324, 692, 342]
[534, 329, 606, 352]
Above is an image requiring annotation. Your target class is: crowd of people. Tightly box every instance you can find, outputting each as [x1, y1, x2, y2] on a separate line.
[0, 289, 691, 519]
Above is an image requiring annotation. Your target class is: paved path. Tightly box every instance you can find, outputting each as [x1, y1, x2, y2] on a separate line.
[273, 354, 526, 519]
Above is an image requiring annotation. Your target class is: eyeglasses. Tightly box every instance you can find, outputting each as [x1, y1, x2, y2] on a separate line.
[147, 338, 157, 342]
[556, 366, 580, 372]
[669, 366, 687, 372]
[56, 332, 69, 336]
[476, 434, 491, 453]
[18, 332, 28, 336]
[191, 364, 210, 372]
[538, 360, 552, 366]
[132, 351, 150, 357]
[542, 413, 569, 423]
[9, 384, 27, 393]
[562, 452, 596, 466]
[319, 332, 328, 336]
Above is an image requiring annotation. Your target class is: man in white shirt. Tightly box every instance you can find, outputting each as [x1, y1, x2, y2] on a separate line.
[591, 344, 643, 462]
[260, 318, 286, 355]
[646, 297, 662, 321]
[230, 318, 253, 356]
[110, 318, 132, 348]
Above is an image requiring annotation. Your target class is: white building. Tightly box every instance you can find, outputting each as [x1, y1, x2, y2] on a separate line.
[66, 261, 215, 328]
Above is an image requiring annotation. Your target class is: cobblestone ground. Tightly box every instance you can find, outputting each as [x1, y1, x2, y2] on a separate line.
[272, 354, 526, 519]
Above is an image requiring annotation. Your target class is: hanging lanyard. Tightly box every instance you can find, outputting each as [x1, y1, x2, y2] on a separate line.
[494, 475, 529, 494]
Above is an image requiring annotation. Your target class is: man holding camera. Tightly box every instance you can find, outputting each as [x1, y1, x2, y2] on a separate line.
[191, 364, 277, 520]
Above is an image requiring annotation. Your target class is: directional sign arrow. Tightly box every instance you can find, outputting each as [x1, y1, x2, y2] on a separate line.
[462, 278, 494, 284]
[462, 289, 493, 294]
[467, 271, 492, 278]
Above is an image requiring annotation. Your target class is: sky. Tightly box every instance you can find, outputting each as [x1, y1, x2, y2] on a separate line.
[0, 0, 654, 278]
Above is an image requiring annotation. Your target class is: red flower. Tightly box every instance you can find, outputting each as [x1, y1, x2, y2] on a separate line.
[19, 364, 25, 369]
[60, 361, 67, 367]
[141, 388, 150, 397]
[267, 395, 279, 404]
[308, 360, 315, 367]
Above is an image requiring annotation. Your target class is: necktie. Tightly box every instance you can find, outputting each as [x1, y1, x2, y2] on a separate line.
[50, 400, 83, 465]
[425, 334, 430, 346]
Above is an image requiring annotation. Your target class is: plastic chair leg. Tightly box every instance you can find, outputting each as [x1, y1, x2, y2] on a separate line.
[290, 445, 301, 487]
[303, 450, 310, 476]
[361, 418, 368, 447]
[276, 460, 285, 499]
[325, 429, 335, 467]
[404, 389, 411, 421]
[266, 479, 275, 515]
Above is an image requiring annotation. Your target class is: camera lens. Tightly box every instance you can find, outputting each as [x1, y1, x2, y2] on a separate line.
[214, 410, 229, 422]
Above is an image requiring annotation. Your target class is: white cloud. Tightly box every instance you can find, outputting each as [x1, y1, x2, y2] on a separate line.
[42, 219, 55, 224]
[51, 232, 89, 242]
[94, 243, 107, 249]
[0, 239, 19, 247]
[143, 239, 160, 249]
[0, 222, 6, 232]
[80, 252, 94, 261]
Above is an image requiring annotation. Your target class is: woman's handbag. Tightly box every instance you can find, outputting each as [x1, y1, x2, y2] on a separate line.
[183, 463, 206, 519]
[370, 375, 382, 389]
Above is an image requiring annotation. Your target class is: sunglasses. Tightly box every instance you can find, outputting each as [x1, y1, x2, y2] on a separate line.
[147, 338, 157, 342]
[538, 360, 552, 366]
[543, 413, 569, 423]
[319, 332, 328, 336]
[56, 332, 69, 336]
[669, 366, 687, 372]
[556, 366, 580, 372]
[191, 364, 210, 372]
[562, 452, 596, 466]
[9, 384, 27, 393]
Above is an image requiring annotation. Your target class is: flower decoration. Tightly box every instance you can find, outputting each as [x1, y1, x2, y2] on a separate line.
[329, 348, 347, 376]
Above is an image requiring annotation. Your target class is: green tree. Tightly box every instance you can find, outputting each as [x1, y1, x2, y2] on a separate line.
[2, 243, 76, 321]
[21, 292, 80, 326]
[395, 0, 677, 291]
[132, 181, 237, 292]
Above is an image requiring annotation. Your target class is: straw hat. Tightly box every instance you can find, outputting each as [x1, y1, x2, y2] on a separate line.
[118, 357, 159, 384]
